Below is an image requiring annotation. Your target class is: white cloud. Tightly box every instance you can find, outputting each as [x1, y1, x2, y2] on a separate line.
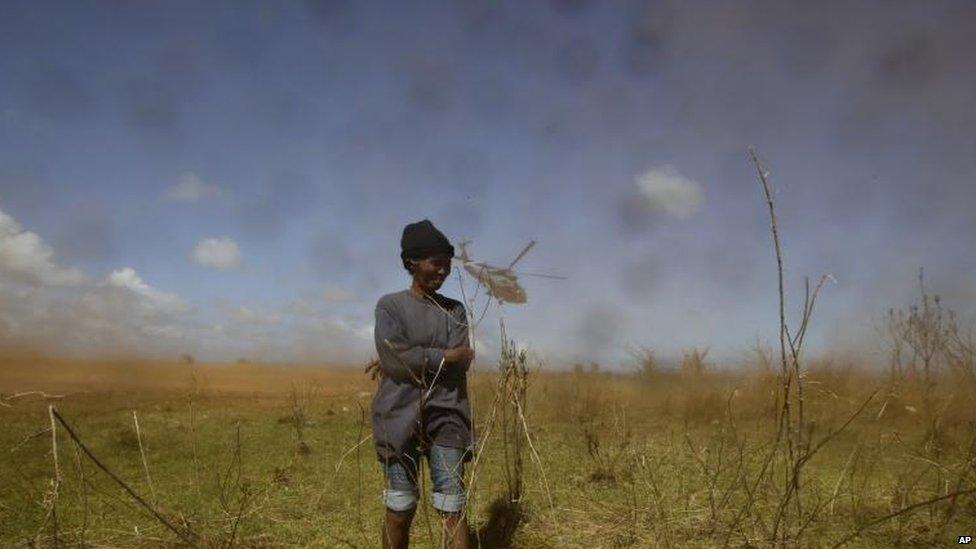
[165, 173, 223, 202]
[281, 309, 374, 363]
[0, 207, 375, 363]
[634, 166, 704, 218]
[284, 300, 317, 317]
[0, 205, 193, 357]
[0, 208, 85, 286]
[219, 302, 280, 325]
[313, 316, 372, 341]
[192, 237, 242, 270]
[282, 306, 373, 343]
[140, 324, 188, 339]
[351, 321, 374, 341]
[230, 305, 261, 323]
[323, 284, 355, 302]
[106, 267, 190, 315]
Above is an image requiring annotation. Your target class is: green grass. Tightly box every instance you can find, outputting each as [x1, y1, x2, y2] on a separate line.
[1, 361, 974, 547]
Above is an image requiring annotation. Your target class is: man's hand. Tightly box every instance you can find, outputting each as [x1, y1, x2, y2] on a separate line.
[443, 346, 474, 365]
[364, 357, 382, 380]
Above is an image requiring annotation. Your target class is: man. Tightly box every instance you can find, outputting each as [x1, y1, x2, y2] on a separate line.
[372, 219, 474, 549]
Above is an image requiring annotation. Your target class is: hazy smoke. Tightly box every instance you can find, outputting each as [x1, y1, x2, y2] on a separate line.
[2, 1, 975, 366]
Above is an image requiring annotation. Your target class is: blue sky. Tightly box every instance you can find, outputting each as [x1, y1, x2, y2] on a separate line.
[1, 1, 974, 368]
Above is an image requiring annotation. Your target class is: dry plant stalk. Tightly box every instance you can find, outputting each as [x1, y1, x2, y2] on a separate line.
[72, 442, 90, 546]
[498, 325, 526, 505]
[287, 381, 315, 456]
[884, 268, 974, 390]
[498, 321, 559, 537]
[132, 410, 156, 503]
[831, 487, 976, 548]
[46, 404, 62, 547]
[49, 407, 200, 547]
[456, 266, 490, 540]
[187, 360, 202, 494]
[749, 147, 794, 455]
[354, 402, 370, 547]
[742, 148, 970, 546]
[749, 147, 839, 543]
[223, 421, 252, 549]
[1, 390, 65, 407]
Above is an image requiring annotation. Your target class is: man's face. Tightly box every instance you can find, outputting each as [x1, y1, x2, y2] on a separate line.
[412, 253, 452, 293]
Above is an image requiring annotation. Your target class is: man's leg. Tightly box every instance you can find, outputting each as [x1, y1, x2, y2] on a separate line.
[429, 445, 471, 549]
[382, 453, 420, 548]
[439, 510, 470, 549]
[382, 507, 415, 549]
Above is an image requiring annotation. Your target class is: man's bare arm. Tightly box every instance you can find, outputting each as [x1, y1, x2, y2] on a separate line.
[443, 347, 474, 365]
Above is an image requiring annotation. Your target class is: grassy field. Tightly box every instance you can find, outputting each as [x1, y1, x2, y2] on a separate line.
[1, 353, 974, 548]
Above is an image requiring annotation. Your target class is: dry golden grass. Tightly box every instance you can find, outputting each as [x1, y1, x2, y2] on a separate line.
[1, 350, 974, 547]
[0, 354, 372, 398]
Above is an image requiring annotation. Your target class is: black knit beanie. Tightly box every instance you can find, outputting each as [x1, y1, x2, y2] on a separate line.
[400, 219, 455, 261]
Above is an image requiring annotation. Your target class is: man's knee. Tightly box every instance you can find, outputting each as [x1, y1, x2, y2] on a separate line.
[386, 506, 416, 525]
[431, 491, 466, 513]
[383, 488, 419, 513]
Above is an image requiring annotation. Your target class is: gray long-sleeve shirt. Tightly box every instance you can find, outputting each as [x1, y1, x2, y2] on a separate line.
[371, 289, 472, 463]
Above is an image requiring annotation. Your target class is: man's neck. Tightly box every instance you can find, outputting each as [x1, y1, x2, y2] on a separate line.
[409, 282, 431, 299]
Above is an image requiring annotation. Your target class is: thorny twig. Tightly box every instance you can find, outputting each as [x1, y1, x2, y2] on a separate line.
[1, 391, 65, 407]
[49, 407, 200, 547]
[831, 488, 976, 547]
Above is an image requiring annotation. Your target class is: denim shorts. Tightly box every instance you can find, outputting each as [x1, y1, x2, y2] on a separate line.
[382, 444, 468, 513]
